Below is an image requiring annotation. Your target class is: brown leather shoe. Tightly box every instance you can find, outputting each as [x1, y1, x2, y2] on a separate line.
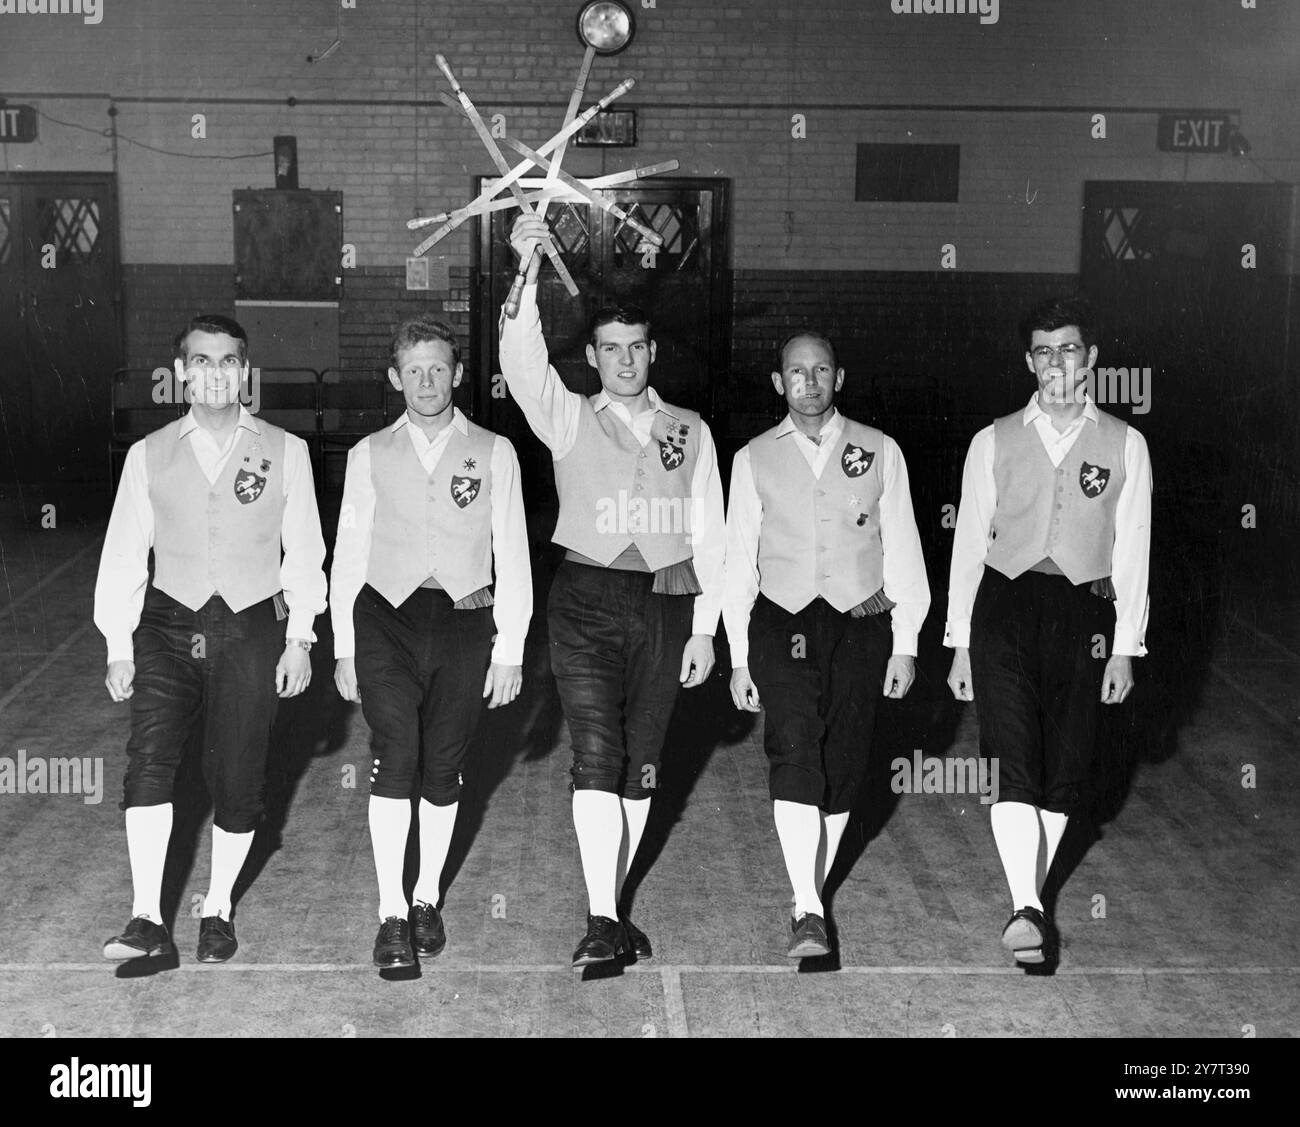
[410, 902, 446, 959]
[787, 913, 830, 959]
[373, 916, 416, 968]
[103, 916, 176, 961]
[572, 914, 625, 967]
[196, 915, 238, 963]
[619, 914, 653, 960]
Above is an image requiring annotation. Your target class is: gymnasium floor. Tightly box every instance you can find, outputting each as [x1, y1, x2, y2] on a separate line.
[1, 485, 1296, 1039]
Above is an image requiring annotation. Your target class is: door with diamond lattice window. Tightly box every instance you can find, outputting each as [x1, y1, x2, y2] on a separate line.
[474, 177, 729, 525]
[1079, 181, 1292, 443]
[0, 174, 122, 482]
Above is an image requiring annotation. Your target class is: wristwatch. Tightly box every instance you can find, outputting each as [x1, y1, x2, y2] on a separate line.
[287, 638, 312, 652]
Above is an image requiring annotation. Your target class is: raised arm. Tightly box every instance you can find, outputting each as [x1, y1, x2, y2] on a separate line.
[496, 214, 585, 458]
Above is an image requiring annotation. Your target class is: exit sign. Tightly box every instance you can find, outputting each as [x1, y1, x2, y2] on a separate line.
[1157, 112, 1231, 154]
[0, 104, 38, 143]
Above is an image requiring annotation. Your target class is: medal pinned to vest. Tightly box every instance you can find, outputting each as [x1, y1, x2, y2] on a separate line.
[841, 442, 874, 478]
[450, 475, 481, 508]
[1079, 462, 1111, 498]
[652, 414, 690, 472]
[233, 439, 271, 505]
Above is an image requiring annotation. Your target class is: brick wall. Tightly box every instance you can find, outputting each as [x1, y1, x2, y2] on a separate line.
[121, 263, 233, 369]
[5, 0, 1297, 274]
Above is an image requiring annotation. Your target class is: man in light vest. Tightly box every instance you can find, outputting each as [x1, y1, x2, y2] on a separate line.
[724, 332, 930, 958]
[501, 214, 724, 968]
[945, 295, 1152, 966]
[95, 314, 327, 965]
[331, 317, 532, 969]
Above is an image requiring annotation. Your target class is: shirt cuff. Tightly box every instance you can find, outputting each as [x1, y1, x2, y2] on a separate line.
[490, 633, 526, 666]
[333, 631, 355, 661]
[891, 631, 919, 658]
[1111, 628, 1147, 658]
[106, 636, 135, 665]
[285, 610, 318, 645]
[943, 621, 971, 649]
[728, 640, 749, 669]
[691, 604, 720, 637]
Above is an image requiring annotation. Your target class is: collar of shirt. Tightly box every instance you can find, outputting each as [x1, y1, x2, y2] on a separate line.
[775, 408, 843, 448]
[594, 385, 674, 424]
[178, 404, 260, 441]
[393, 406, 467, 456]
[1022, 392, 1097, 431]
[593, 385, 674, 446]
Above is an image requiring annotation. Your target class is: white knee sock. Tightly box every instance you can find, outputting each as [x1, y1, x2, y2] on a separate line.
[126, 803, 173, 923]
[990, 801, 1042, 911]
[572, 790, 622, 919]
[203, 825, 254, 920]
[411, 798, 458, 908]
[615, 796, 651, 907]
[817, 811, 850, 897]
[773, 800, 823, 918]
[369, 795, 412, 922]
[1038, 810, 1069, 894]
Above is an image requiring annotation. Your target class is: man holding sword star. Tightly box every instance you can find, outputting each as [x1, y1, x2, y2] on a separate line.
[499, 213, 725, 969]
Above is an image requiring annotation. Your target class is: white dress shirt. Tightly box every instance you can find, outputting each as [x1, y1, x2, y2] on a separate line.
[498, 282, 725, 636]
[944, 393, 1152, 656]
[329, 408, 533, 665]
[723, 409, 931, 667]
[94, 406, 328, 664]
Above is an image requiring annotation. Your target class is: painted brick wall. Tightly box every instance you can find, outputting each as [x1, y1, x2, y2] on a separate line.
[4, 0, 1296, 273]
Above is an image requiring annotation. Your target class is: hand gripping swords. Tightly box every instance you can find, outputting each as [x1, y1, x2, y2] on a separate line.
[411, 73, 636, 259]
[435, 53, 579, 307]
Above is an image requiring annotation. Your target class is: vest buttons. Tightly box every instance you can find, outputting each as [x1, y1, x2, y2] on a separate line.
[639, 451, 647, 460]
[634, 484, 644, 492]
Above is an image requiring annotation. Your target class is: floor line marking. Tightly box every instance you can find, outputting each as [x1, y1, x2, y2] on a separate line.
[660, 966, 689, 1036]
[4, 963, 1299, 975]
[0, 622, 96, 716]
[0, 539, 102, 622]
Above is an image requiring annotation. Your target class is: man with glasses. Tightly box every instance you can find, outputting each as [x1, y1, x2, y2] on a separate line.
[944, 296, 1152, 967]
[95, 314, 327, 965]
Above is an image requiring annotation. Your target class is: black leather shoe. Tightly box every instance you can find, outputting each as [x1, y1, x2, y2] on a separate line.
[1001, 906, 1051, 963]
[619, 913, 653, 960]
[572, 914, 625, 967]
[103, 916, 176, 961]
[196, 915, 238, 963]
[787, 913, 831, 959]
[373, 916, 416, 968]
[410, 902, 446, 959]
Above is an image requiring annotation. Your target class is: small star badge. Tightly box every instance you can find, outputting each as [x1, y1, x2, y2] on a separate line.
[463, 457, 477, 471]
[848, 494, 861, 507]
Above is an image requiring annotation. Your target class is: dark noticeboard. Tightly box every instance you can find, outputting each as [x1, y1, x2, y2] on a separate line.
[855, 143, 960, 203]
[1156, 113, 1232, 153]
[233, 189, 342, 300]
